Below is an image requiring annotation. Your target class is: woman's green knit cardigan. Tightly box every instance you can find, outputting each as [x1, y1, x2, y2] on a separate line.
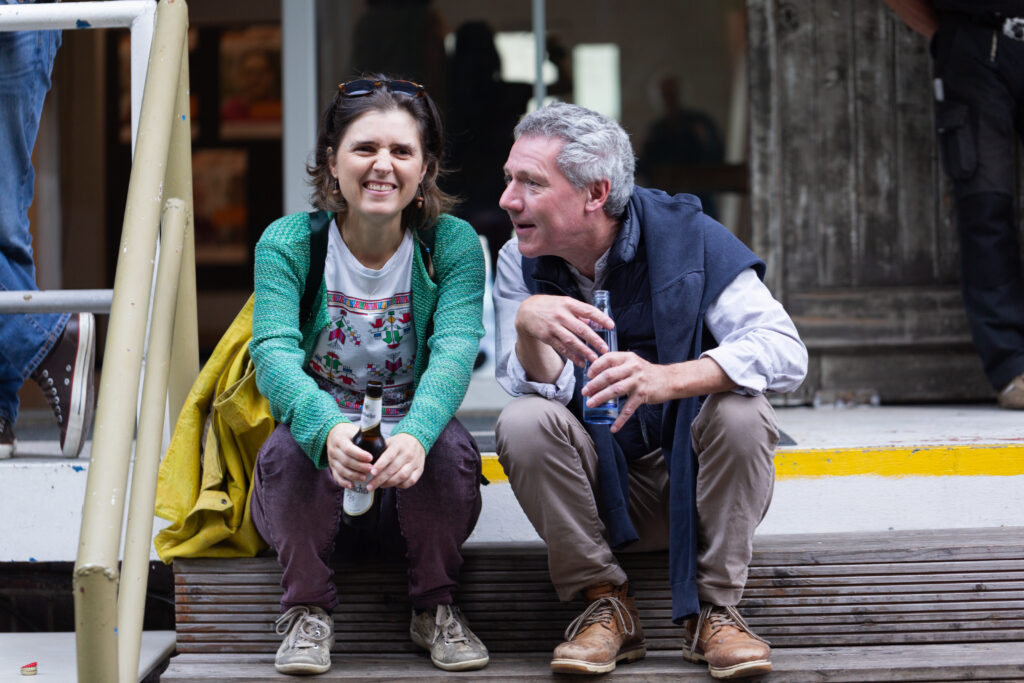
[250, 211, 485, 468]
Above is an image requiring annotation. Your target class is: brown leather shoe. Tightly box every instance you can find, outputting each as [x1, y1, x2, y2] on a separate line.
[550, 581, 646, 674]
[683, 603, 771, 679]
[31, 312, 95, 458]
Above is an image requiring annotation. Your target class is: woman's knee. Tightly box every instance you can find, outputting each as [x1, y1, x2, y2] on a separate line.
[420, 418, 481, 488]
[254, 423, 341, 541]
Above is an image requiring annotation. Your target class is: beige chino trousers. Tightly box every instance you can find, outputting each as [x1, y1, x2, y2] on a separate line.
[495, 392, 778, 607]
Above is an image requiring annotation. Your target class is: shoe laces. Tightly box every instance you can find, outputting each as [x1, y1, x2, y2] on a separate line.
[434, 604, 469, 645]
[564, 596, 636, 642]
[275, 606, 331, 649]
[688, 604, 769, 656]
[34, 370, 64, 424]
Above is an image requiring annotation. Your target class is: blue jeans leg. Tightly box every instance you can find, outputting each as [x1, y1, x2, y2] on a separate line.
[0, 23, 65, 423]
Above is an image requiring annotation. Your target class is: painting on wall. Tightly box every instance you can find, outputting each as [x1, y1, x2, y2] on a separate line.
[218, 26, 283, 140]
[192, 148, 249, 265]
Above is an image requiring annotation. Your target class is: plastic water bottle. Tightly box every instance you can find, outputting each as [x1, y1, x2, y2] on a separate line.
[583, 290, 618, 424]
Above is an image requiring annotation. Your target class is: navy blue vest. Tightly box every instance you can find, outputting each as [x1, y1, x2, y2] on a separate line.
[522, 186, 764, 621]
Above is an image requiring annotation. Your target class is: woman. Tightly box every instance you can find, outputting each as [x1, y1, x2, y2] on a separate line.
[249, 77, 487, 676]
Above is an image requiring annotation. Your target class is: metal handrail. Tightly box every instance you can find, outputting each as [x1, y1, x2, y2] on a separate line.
[0, 1, 197, 681]
[71, 1, 196, 679]
[0, 289, 113, 314]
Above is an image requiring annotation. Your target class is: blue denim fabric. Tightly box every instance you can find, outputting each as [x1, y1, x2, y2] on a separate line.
[0, 7, 66, 423]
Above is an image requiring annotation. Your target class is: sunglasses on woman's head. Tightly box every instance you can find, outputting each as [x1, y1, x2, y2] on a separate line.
[337, 79, 426, 98]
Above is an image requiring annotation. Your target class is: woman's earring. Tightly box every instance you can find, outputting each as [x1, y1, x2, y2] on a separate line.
[415, 185, 424, 209]
[332, 178, 340, 195]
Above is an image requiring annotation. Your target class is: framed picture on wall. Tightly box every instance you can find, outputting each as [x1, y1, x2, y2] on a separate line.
[106, 23, 283, 295]
[218, 26, 282, 140]
[192, 148, 250, 266]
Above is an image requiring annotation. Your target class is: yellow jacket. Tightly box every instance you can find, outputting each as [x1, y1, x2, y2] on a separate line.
[154, 295, 269, 561]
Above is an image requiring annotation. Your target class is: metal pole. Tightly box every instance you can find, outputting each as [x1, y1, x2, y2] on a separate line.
[164, 32, 199, 427]
[73, 2, 188, 681]
[0, 1, 154, 31]
[281, 0, 317, 215]
[0, 289, 113, 314]
[532, 0, 546, 106]
[117, 199, 185, 683]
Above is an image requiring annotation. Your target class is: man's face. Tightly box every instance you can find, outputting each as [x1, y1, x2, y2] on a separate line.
[499, 135, 592, 261]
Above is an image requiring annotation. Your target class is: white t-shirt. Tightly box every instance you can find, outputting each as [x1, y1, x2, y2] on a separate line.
[308, 222, 417, 436]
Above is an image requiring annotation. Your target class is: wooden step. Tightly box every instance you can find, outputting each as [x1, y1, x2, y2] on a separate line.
[161, 643, 1024, 681]
[172, 527, 1024, 657]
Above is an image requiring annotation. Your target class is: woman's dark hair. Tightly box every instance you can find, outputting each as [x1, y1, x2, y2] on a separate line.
[307, 74, 455, 231]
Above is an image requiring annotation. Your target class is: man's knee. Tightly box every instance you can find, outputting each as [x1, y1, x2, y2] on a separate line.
[694, 392, 778, 455]
[495, 395, 575, 471]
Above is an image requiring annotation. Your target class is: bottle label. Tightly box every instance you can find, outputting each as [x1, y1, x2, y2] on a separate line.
[360, 396, 382, 430]
[344, 486, 374, 515]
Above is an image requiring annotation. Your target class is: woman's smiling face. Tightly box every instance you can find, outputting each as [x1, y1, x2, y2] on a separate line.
[330, 108, 427, 227]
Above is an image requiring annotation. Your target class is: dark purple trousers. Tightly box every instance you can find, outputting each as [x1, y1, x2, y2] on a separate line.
[251, 418, 482, 612]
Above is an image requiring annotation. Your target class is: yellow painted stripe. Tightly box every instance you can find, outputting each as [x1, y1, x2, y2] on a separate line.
[482, 455, 506, 484]
[774, 444, 1024, 479]
[481, 443, 1024, 484]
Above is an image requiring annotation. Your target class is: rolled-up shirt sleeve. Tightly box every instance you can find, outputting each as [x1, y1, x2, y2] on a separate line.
[493, 239, 576, 404]
[701, 268, 808, 395]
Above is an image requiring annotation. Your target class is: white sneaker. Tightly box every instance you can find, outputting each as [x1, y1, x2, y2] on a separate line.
[274, 605, 334, 675]
[410, 604, 489, 671]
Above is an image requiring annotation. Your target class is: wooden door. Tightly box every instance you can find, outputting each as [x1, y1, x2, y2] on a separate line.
[747, 0, 1023, 403]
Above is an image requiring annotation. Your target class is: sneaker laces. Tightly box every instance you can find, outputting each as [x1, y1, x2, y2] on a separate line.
[34, 370, 64, 425]
[564, 596, 637, 642]
[275, 606, 331, 650]
[434, 604, 469, 645]
[688, 604, 769, 657]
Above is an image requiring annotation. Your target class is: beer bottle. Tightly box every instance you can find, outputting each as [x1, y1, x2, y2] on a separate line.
[342, 380, 386, 528]
[583, 290, 619, 424]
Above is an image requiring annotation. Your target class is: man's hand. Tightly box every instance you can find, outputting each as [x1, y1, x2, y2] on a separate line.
[882, 0, 939, 38]
[368, 433, 426, 490]
[515, 294, 615, 369]
[581, 354, 738, 433]
[325, 421, 368, 489]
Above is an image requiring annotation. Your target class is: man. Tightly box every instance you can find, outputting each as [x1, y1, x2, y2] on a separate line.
[492, 102, 807, 679]
[1, 1, 95, 460]
[883, 0, 1024, 409]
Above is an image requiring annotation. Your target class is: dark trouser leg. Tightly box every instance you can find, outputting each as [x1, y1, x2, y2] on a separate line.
[251, 423, 342, 612]
[955, 192, 1024, 389]
[933, 22, 1024, 389]
[391, 418, 483, 609]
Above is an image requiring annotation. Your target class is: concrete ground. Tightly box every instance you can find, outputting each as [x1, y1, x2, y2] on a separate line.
[3, 363, 1021, 559]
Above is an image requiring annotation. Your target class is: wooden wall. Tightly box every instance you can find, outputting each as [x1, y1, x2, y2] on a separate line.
[748, 0, 1024, 404]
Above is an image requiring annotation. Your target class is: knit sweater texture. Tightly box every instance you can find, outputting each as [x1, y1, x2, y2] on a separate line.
[250, 211, 485, 467]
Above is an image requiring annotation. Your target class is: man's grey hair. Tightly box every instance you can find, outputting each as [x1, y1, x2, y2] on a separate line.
[514, 102, 635, 217]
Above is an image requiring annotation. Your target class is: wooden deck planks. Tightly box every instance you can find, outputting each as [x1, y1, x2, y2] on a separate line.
[173, 527, 1024, 656]
[160, 643, 1024, 681]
